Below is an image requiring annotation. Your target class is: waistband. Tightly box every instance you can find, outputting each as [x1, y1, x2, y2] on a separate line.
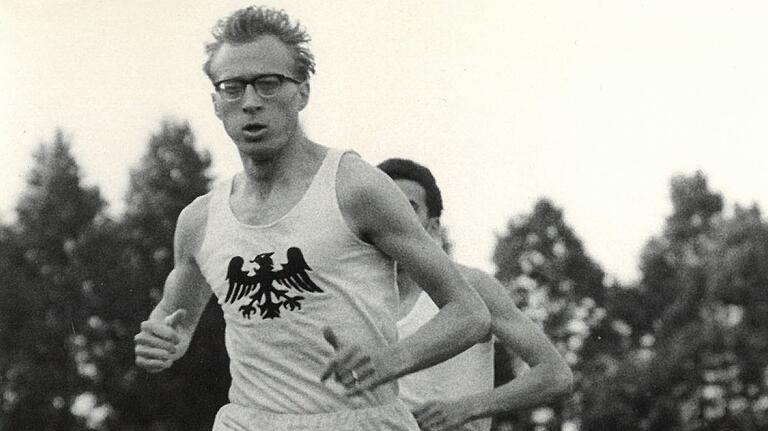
[213, 400, 419, 431]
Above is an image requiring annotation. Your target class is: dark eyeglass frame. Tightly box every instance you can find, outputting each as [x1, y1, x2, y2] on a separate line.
[213, 73, 301, 101]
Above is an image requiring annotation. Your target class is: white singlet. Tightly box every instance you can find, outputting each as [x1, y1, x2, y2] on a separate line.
[397, 291, 494, 431]
[194, 149, 413, 425]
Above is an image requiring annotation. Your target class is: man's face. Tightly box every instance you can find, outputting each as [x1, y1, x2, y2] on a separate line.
[394, 179, 440, 238]
[209, 35, 309, 160]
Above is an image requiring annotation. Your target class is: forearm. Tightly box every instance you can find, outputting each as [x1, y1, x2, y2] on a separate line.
[148, 299, 175, 320]
[395, 255, 490, 376]
[148, 300, 195, 334]
[462, 360, 573, 420]
[387, 300, 489, 380]
[148, 268, 210, 341]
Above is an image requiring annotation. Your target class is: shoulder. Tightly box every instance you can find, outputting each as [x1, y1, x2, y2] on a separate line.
[175, 193, 212, 258]
[336, 151, 396, 199]
[334, 151, 416, 240]
[335, 151, 406, 217]
[179, 192, 212, 229]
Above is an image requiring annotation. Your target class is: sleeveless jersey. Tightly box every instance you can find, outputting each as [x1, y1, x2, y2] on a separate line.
[397, 291, 494, 431]
[194, 149, 401, 414]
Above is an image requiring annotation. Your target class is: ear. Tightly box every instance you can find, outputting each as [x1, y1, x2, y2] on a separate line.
[296, 81, 310, 111]
[425, 217, 441, 239]
[212, 93, 223, 120]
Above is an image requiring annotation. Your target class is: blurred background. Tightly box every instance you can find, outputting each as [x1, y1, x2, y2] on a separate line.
[2, 1, 768, 430]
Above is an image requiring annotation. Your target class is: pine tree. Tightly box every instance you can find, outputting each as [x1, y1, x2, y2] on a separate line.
[120, 118, 228, 431]
[124, 119, 212, 283]
[593, 171, 768, 430]
[492, 198, 616, 430]
[16, 129, 103, 267]
[2, 129, 104, 430]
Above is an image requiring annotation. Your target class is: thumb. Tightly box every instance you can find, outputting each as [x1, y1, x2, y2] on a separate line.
[323, 326, 340, 350]
[164, 309, 188, 328]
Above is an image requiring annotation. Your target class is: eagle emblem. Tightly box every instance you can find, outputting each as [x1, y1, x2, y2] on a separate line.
[224, 247, 323, 319]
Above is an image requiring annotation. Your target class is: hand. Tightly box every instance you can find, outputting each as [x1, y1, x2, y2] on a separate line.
[134, 309, 188, 373]
[413, 399, 472, 431]
[319, 327, 391, 395]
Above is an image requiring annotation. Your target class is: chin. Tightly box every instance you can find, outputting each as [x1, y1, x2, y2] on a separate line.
[238, 141, 284, 162]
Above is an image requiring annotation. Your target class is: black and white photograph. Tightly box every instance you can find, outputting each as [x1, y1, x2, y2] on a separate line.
[2, 1, 768, 430]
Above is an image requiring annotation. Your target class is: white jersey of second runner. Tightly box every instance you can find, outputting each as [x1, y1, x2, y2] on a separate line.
[397, 290, 494, 431]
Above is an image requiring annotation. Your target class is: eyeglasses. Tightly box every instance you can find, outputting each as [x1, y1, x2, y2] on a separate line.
[214, 74, 301, 101]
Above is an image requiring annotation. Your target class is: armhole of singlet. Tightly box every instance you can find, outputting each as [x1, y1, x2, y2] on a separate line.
[329, 150, 381, 249]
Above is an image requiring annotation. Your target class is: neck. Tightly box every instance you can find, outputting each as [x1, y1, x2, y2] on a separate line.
[238, 134, 313, 194]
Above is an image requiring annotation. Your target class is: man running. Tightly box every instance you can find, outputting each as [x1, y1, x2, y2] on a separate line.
[133, 7, 489, 431]
[379, 158, 573, 431]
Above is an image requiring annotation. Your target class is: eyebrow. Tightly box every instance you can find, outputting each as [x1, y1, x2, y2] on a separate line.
[214, 73, 285, 84]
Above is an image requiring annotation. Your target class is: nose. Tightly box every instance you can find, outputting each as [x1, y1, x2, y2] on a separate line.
[241, 83, 263, 113]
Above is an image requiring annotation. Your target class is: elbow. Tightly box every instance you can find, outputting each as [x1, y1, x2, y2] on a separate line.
[552, 363, 575, 398]
[467, 303, 491, 344]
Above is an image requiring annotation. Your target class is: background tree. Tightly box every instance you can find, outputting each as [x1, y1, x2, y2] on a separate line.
[0, 121, 227, 431]
[701, 204, 768, 430]
[124, 119, 213, 286]
[1, 129, 104, 430]
[118, 118, 227, 431]
[492, 198, 620, 430]
[583, 171, 768, 430]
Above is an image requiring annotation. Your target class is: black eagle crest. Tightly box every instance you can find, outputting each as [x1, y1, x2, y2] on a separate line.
[224, 247, 323, 319]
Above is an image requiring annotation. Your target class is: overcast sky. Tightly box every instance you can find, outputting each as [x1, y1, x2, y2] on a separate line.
[3, 0, 767, 284]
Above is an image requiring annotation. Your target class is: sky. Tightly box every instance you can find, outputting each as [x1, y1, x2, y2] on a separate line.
[3, 0, 768, 284]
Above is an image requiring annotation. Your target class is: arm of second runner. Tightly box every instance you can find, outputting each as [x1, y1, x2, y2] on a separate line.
[413, 267, 574, 430]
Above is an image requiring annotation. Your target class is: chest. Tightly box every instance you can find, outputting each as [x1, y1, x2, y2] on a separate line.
[230, 179, 313, 226]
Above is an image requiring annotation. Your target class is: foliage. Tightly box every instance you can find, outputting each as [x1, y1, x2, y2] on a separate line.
[1, 130, 103, 430]
[492, 198, 618, 430]
[602, 171, 768, 430]
[490, 171, 768, 430]
[0, 122, 226, 431]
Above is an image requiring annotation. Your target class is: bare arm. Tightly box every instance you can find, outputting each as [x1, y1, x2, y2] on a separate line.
[414, 267, 573, 429]
[328, 155, 490, 389]
[134, 196, 213, 372]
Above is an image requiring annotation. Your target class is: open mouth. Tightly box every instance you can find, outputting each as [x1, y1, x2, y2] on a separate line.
[243, 124, 267, 133]
[242, 123, 267, 140]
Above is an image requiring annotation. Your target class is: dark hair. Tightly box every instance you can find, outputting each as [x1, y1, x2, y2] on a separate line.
[203, 6, 316, 82]
[378, 158, 443, 218]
